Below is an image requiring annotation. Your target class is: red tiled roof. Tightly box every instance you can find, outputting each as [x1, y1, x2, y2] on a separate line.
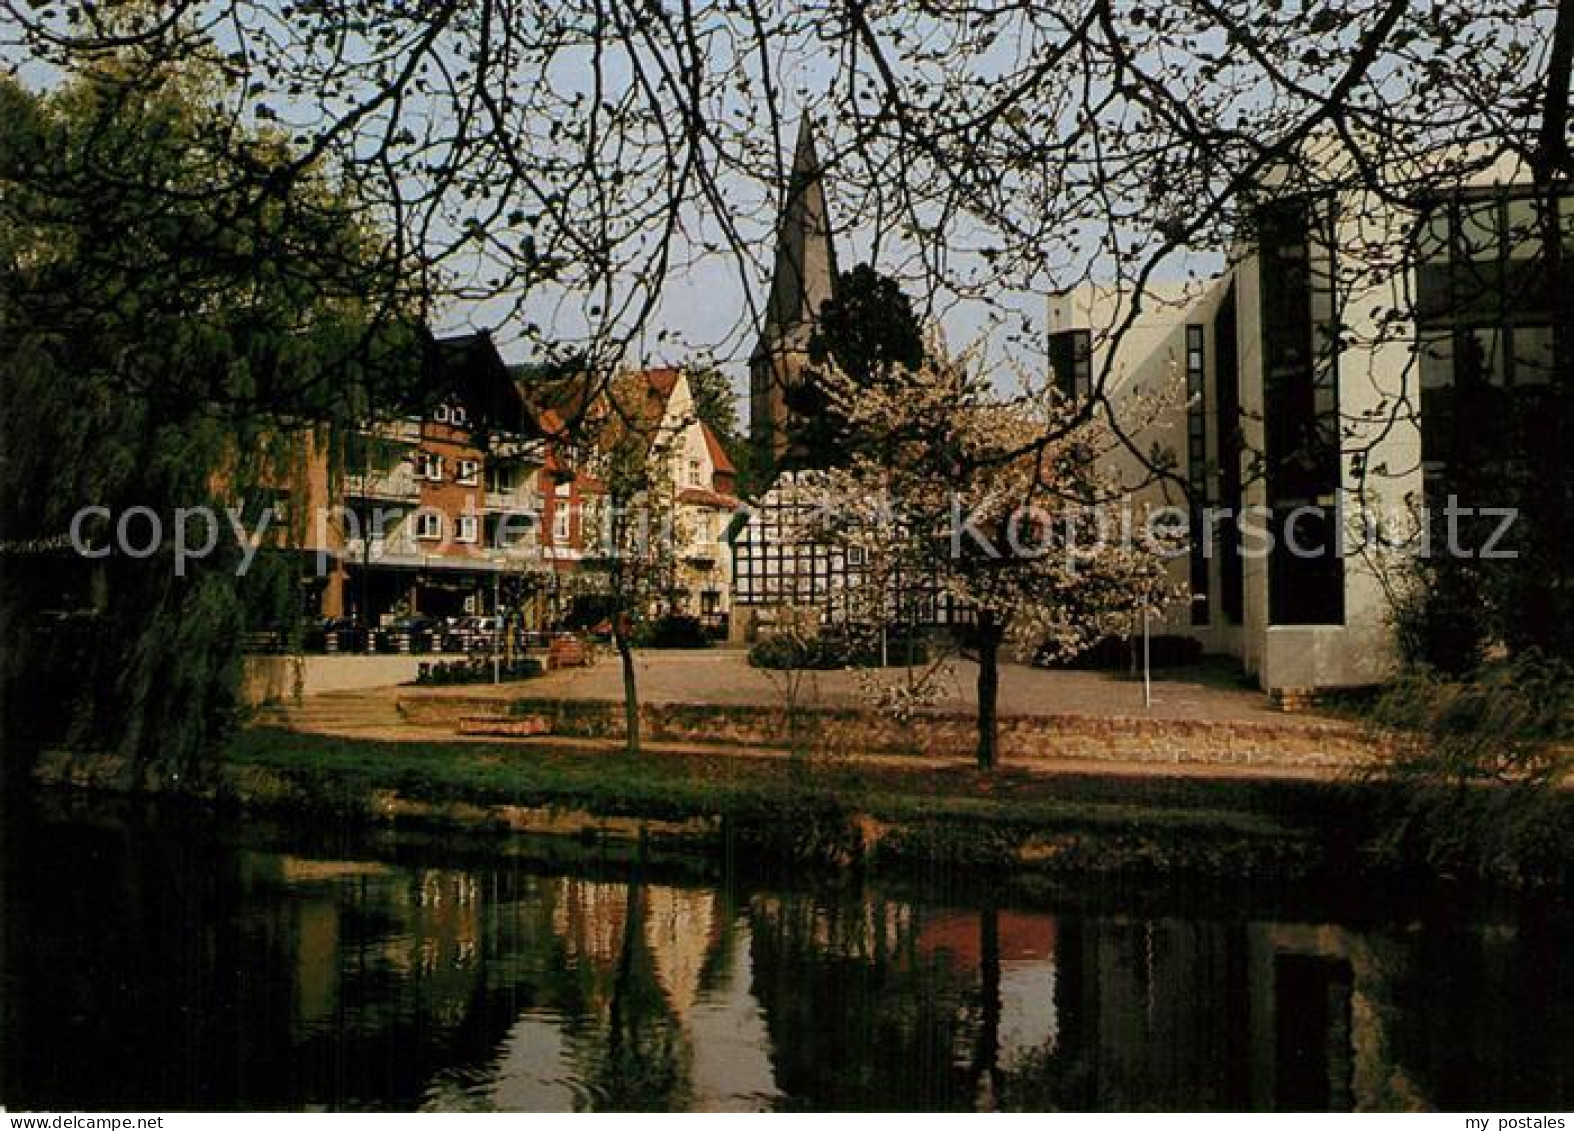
[700, 421, 736, 476]
[538, 407, 571, 438]
[643, 366, 681, 400]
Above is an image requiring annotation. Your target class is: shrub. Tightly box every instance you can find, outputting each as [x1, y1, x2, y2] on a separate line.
[747, 629, 930, 670]
[1388, 557, 1490, 675]
[633, 614, 711, 649]
[1362, 653, 1574, 886]
[748, 634, 844, 670]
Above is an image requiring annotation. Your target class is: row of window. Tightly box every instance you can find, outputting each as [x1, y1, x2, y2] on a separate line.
[414, 512, 480, 542]
[402, 510, 560, 545]
[413, 452, 482, 485]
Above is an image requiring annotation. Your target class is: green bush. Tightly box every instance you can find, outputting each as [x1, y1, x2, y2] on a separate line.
[632, 614, 712, 649]
[1362, 653, 1574, 886]
[1389, 558, 1490, 675]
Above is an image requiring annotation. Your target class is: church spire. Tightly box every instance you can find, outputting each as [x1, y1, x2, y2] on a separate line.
[749, 119, 839, 472]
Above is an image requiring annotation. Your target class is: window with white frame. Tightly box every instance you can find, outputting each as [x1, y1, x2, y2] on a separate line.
[451, 404, 468, 426]
[456, 458, 480, 485]
[486, 464, 517, 493]
[415, 511, 442, 540]
[552, 502, 571, 543]
[456, 514, 479, 543]
[416, 451, 443, 481]
[432, 404, 451, 424]
[688, 458, 702, 486]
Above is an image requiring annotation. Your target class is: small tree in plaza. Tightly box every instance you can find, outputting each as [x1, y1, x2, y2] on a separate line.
[576, 419, 686, 757]
[814, 350, 1180, 770]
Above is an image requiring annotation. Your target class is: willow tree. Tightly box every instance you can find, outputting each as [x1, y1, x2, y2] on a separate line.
[0, 41, 422, 780]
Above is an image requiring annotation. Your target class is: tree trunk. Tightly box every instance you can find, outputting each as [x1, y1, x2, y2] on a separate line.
[976, 611, 1002, 771]
[612, 612, 641, 756]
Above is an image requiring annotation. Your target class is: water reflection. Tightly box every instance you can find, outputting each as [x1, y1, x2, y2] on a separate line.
[1, 801, 1568, 1111]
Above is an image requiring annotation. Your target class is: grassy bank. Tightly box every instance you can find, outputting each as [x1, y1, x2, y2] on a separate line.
[37, 725, 1394, 880]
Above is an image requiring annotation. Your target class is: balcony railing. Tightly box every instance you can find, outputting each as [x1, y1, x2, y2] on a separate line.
[362, 419, 422, 443]
[343, 465, 419, 503]
[484, 487, 540, 513]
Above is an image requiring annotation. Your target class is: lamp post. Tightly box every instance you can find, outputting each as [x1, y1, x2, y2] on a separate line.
[492, 570, 502, 684]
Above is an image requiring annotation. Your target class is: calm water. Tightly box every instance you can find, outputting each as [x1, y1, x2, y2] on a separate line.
[1, 796, 1570, 1112]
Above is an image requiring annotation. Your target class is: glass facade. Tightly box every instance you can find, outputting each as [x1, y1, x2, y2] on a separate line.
[1186, 324, 1210, 626]
[1414, 188, 1571, 512]
[1213, 283, 1244, 625]
[1258, 198, 1345, 626]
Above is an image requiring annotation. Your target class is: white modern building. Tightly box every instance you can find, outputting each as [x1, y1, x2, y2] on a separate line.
[1053, 152, 1569, 695]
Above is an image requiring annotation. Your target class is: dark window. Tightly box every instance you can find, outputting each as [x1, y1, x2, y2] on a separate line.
[1259, 198, 1345, 626]
[1213, 284, 1244, 624]
[1414, 188, 1571, 522]
[1049, 329, 1093, 401]
[1273, 955, 1354, 1111]
[1186, 324, 1210, 626]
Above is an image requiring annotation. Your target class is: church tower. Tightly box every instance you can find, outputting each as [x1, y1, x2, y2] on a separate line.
[748, 120, 838, 473]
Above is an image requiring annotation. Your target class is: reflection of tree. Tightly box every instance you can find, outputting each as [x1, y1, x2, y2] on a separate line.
[1383, 917, 1574, 1111]
[578, 871, 695, 1111]
[747, 891, 979, 1110]
[969, 906, 1003, 1110]
[543, 871, 700, 1111]
[993, 917, 1252, 1112]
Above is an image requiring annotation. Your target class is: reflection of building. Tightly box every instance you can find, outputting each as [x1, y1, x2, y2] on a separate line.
[642, 886, 721, 1022]
[1051, 155, 1572, 695]
[1051, 915, 1422, 1111]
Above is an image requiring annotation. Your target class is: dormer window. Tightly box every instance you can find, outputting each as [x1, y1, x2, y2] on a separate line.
[452, 405, 468, 426]
[432, 404, 451, 424]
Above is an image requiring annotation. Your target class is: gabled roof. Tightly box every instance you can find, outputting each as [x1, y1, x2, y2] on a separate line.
[508, 361, 599, 431]
[607, 368, 679, 441]
[643, 366, 681, 400]
[426, 330, 542, 438]
[700, 422, 736, 476]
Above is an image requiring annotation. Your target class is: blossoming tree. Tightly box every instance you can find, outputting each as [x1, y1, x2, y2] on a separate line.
[814, 349, 1181, 770]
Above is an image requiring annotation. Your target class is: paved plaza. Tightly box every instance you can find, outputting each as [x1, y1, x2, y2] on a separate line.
[416, 648, 1299, 726]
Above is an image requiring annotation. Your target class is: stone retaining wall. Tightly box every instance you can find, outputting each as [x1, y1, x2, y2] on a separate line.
[244, 655, 425, 705]
[397, 694, 1378, 769]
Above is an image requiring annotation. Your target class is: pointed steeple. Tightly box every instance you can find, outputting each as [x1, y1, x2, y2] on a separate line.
[757, 120, 838, 356]
[749, 119, 839, 471]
